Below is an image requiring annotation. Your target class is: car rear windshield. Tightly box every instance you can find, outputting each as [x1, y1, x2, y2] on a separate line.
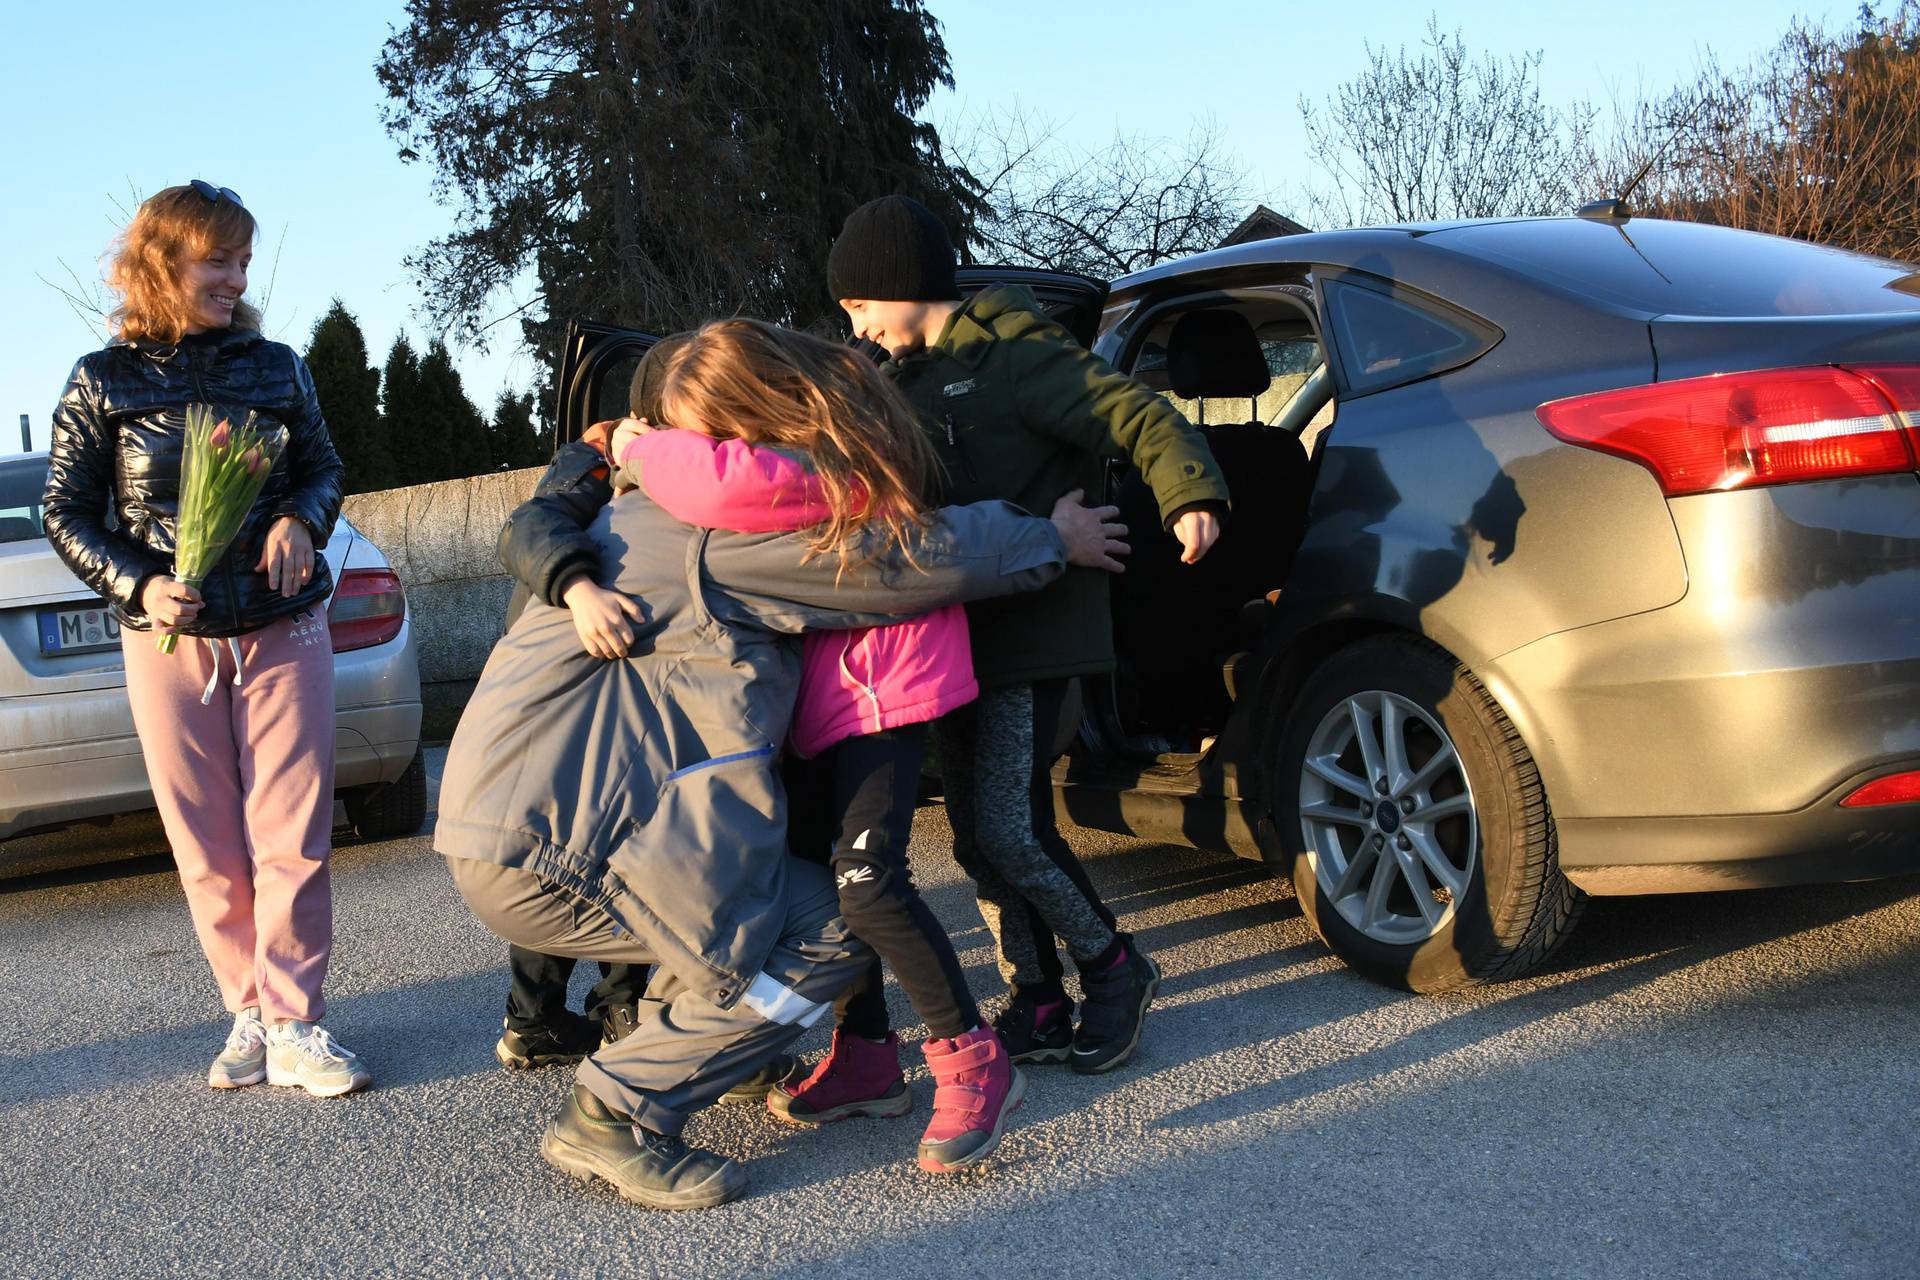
[0, 456, 49, 544]
[1434, 218, 1920, 318]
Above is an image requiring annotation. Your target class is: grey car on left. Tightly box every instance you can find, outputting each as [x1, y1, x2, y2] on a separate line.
[0, 451, 425, 844]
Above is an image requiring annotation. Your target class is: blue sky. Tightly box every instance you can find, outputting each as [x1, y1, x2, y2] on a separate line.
[0, 0, 1857, 454]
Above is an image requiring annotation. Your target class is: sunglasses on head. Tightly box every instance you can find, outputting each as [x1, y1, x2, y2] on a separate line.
[189, 179, 244, 208]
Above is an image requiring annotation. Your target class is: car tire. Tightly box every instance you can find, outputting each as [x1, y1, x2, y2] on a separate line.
[1273, 634, 1582, 992]
[344, 747, 428, 841]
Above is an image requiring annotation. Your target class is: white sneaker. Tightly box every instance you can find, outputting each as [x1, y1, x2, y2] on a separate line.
[209, 1007, 267, 1089]
[265, 1021, 372, 1097]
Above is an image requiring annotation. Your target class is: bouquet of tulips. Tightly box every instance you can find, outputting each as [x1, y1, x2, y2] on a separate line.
[157, 404, 286, 654]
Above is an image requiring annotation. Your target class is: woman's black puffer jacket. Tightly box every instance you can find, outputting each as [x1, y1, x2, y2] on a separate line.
[42, 327, 347, 637]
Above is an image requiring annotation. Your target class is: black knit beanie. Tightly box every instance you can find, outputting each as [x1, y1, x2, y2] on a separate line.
[629, 331, 690, 421]
[827, 195, 960, 302]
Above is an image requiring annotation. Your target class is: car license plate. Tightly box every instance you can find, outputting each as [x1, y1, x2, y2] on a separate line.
[37, 603, 122, 656]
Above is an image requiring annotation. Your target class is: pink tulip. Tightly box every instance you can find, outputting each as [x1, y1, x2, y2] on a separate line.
[208, 420, 232, 450]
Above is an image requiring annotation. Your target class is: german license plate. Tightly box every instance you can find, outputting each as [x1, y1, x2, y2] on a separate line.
[37, 603, 121, 656]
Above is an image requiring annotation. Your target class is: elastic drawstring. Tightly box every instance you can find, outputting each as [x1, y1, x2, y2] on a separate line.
[197, 637, 248, 705]
[200, 639, 221, 705]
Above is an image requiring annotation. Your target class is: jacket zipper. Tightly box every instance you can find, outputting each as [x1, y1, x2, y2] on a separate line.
[838, 632, 883, 732]
[943, 414, 978, 482]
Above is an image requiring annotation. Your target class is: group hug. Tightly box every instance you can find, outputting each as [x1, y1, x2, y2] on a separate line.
[42, 184, 1232, 1210]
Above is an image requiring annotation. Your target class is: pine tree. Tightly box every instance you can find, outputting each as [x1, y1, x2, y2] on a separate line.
[378, 1, 980, 374]
[490, 391, 546, 471]
[304, 301, 391, 493]
[380, 336, 428, 486]
[414, 341, 493, 481]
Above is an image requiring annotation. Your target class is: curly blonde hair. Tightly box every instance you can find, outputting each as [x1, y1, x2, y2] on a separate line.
[106, 185, 260, 344]
[658, 319, 936, 567]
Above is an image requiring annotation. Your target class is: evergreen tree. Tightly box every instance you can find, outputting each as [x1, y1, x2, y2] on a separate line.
[413, 341, 493, 481]
[380, 335, 429, 486]
[304, 301, 392, 493]
[489, 391, 546, 471]
[377, 1, 980, 374]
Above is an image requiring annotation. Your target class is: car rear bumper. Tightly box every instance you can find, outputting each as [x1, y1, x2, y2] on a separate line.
[1556, 765, 1920, 894]
[0, 698, 422, 841]
[1477, 476, 1920, 891]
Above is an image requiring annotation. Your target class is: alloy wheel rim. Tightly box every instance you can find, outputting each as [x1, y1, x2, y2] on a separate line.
[1298, 690, 1478, 945]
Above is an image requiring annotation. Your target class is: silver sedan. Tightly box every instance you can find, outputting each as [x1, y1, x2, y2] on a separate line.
[0, 451, 424, 844]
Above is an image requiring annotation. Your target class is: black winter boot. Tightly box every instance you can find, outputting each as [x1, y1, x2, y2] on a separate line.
[540, 1085, 746, 1210]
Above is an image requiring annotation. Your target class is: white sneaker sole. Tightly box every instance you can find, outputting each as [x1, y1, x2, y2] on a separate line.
[209, 1064, 266, 1089]
[266, 1060, 372, 1097]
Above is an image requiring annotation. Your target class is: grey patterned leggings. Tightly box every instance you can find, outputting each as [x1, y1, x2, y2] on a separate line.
[929, 679, 1121, 1000]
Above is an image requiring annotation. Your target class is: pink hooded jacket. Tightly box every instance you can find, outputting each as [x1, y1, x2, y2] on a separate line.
[623, 428, 977, 757]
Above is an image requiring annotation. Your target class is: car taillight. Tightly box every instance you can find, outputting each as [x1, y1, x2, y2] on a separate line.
[328, 568, 406, 653]
[1840, 771, 1920, 808]
[1536, 363, 1920, 496]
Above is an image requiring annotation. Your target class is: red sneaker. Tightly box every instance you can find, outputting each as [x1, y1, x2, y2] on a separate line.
[767, 1029, 911, 1126]
[916, 1026, 1026, 1173]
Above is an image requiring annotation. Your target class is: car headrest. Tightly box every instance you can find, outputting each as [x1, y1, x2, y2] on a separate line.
[1168, 309, 1270, 400]
[0, 516, 40, 543]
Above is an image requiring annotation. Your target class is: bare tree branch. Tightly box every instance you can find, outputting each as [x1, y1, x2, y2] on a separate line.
[1300, 17, 1593, 226]
[953, 103, 1263, 276]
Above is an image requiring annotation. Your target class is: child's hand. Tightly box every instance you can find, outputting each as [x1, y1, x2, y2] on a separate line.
[561, 577, 646, 659]
[1172, 508, 1221, 565]
[610, 416, 654, 463]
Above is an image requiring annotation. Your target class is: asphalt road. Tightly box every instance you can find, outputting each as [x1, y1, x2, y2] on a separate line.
[3, 748, 1916, 1280]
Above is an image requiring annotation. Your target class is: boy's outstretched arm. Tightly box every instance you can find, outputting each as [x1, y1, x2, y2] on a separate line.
[1011, 317, 1230, 561]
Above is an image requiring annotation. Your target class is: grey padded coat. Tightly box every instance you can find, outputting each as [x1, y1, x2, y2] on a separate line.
[435, 488, 1067, 1011]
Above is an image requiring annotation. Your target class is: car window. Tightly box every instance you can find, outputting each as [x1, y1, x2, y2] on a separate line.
[1127, 291, 1330, 431]
[0, 456, 48, 544]
[595, 351, 642, 424]
[1321, 276, 1498, 397]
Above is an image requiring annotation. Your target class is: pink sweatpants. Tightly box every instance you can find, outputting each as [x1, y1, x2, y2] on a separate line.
[121, 610, 337, 1023]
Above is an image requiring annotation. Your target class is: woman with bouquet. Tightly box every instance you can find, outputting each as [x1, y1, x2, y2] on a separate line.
[42, 182, 367, 1096]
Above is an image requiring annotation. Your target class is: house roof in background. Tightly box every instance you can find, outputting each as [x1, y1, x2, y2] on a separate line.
[1221, 204, 1311, 246]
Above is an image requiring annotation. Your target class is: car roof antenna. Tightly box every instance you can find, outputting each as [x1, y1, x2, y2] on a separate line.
[1577, 98, 1704, 225]
[1577, 154, 1656, 224]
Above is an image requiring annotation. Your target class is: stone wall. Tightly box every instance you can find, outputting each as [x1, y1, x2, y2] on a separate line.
[341, 467, 543, 740]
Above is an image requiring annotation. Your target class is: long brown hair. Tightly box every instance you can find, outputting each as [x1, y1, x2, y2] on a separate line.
[106, 185, 261, 344]
[658, 319, 936, 566]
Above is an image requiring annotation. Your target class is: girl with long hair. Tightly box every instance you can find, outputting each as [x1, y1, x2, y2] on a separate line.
[629, 320, 1023, 1170]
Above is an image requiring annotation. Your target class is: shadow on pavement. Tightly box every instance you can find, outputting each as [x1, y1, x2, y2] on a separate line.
[0, 968, 509, 1110]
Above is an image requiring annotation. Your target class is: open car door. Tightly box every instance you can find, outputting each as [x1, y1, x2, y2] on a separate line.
[954, 265, 1109, 348]
[551, 320, 663, 453]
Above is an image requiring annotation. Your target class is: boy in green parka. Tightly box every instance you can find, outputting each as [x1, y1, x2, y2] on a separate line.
[827, 195, 1229, 1078]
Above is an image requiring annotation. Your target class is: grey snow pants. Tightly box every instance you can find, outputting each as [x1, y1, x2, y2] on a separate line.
[448, 855, 870, 1137]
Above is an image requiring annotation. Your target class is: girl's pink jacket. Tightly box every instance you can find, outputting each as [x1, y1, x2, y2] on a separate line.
[624, 429, 977, 757]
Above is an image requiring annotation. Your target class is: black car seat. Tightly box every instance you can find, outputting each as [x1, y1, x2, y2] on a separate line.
[1110, 309, 1316, 738]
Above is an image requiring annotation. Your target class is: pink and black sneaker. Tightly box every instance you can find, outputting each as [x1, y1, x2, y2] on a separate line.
[916, 1026, 1026, 1174]
[767, 1029, 911, 1126]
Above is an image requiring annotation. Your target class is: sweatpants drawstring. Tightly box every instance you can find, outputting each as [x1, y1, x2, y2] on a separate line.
[197, 637, 249, 705]
[200, 638, 221, 705]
